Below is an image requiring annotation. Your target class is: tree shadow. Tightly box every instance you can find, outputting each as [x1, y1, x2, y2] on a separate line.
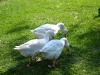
[1, 34, 77, 75]
[1, 19, 100, 74]
[56, 45, 80, 75]
[64, 20, 100, 74]
[7, 35, 30, 59]
[1, 49, 76, 75]
[0, 59, 53, 75]
[1, 34, 53, 75]
[0, 24, 53, 75]
[76, 27, 100, 72]
[6, 20, 30, 34]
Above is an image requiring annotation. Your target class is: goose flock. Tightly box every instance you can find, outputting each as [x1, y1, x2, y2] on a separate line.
[14, 22, 70, 68]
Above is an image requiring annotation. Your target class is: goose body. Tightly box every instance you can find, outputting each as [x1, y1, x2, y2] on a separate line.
[14, 39, 46, 58]
[14, 30, 54, 67]
[31, 23, 67, 39]
[39, 38, 70, 68]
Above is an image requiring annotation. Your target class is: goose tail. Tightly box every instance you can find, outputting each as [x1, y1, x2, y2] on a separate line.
[14, 46, 20, 50]
[30, 30, 35, 33]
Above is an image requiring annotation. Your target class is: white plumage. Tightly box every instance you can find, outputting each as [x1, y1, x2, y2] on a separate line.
[39, 38, 70, 68]
[31, 23, 67, 39]
[14, 30, 54, 67]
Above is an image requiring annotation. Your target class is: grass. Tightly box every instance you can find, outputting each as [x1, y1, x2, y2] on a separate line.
[0, 0, 100, 75]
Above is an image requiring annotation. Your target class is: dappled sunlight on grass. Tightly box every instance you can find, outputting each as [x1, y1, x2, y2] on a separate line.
[0, 0, 100, 75]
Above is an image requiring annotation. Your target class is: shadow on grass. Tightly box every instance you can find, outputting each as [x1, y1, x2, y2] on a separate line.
[1, 35, 75, 75]
[77, 28, 100, 68]
[1, 42, 74, 75]
[1, 20, 100, 75]
[65, 20, 100, 74]
[0, 22, 86, 75]
[0, 26, 54, 75]
[7, 36, 29, 59]
[0, 59, 52, 75]
[1, 52, 74, 75]
[6, 20, 30, 34]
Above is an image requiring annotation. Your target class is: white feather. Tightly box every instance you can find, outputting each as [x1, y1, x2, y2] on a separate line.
[14, 30, 55, 58]
[31, 23, 67, 39]
[39, 38, 70, 60]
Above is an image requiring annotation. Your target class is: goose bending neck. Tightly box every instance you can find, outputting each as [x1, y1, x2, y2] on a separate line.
[60, 38, 70, 50]
[57, 23, 66, 34]
[57, 23, 64, 28]
[57, 23, 65, 31]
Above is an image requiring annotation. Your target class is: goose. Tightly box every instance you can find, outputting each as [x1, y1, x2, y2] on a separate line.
[30, 23, 67, 39]
[39, 38, 70, 68]
[14, 30, 55, 68]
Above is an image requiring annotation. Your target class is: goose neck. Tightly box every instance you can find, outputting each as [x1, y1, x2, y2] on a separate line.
[61, 40, 65, 46]
[44, 34, 49, 42]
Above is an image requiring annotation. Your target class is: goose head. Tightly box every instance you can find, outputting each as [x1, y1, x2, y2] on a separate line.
[60, 38, 70, 52]
[57, 23, 67, 37]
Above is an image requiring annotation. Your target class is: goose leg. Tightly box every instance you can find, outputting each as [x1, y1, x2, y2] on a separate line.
[26, 57, 32, 68]
[67, 48, 70, 52]
[52, 58, 56, 69]
[36, 57, 42, 61]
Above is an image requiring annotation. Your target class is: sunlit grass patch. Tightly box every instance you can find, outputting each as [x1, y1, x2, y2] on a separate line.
[0, 0, 100, 75]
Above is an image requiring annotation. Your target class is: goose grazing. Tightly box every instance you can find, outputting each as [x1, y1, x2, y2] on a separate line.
[31, 23, 67, 39]
[14, 30, 55, 68]
[39, 38, 70, 68]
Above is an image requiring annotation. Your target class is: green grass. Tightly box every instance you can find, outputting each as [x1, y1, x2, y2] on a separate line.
[0, 0, 100, 75]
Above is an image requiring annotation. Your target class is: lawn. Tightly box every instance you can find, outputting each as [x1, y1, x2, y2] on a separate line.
[0, 0, 100, 75]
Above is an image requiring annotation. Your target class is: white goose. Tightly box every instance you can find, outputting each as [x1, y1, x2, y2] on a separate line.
[39, 38, 70, 68]
[14, 30, 55, 68]
[31, 23, 67, 39]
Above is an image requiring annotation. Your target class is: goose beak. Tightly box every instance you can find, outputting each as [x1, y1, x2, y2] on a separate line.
[64, 34, 66, 38]
[67, 48, 70, 52]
